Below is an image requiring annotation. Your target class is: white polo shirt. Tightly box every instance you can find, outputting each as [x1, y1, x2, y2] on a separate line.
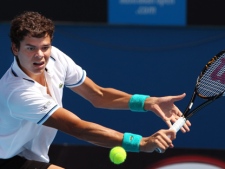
[0, 46, 86, 162]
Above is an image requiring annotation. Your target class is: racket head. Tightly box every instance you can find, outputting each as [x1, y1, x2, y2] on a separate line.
[196, 50, 225, 99]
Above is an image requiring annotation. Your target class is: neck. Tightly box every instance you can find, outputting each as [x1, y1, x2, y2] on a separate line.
[33, 73, 46, 87]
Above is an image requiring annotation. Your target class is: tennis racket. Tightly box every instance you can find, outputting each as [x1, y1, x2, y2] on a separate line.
[155, 50, 225, 153]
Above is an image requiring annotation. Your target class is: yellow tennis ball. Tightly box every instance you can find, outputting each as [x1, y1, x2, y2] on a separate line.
[109, 146, 127, 165]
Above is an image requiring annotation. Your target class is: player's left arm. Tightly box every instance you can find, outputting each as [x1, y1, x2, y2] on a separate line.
[71, 76, 131, 110]
[71, 77, 191, 132]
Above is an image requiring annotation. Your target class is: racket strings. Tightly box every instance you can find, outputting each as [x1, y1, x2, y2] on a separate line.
[197, 53, 225, 97]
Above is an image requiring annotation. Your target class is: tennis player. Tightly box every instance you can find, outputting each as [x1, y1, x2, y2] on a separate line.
[0, 11, 191, 169]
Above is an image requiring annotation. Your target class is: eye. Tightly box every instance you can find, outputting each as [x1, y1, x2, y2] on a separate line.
[42, 46, 50, 52]
[27, 46, 35, 51]
[41, 46, 50, 52]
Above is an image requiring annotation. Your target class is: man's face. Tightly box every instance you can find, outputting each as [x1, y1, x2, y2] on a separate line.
[12, 34, 52, 78]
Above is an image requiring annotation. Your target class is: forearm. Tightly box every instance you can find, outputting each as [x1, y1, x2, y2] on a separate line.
[89, 87, 132, 110]
[44, 108, 124, 148]
[67, 120, 146, 152]
[73, 120, 123, 147]
[72, 77, 149, 110]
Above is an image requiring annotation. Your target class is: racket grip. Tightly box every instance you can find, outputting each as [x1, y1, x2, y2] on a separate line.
[169, 116, 186, 132]
[155, 117, 186, 153]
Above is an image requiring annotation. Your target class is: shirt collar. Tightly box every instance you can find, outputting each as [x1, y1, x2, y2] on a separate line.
[11, 57, 35, 83]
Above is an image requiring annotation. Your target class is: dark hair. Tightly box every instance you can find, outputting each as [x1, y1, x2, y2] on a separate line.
[10, 11, 55, 48]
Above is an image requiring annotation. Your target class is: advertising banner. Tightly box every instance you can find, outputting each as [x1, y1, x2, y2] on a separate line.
[108, 0, 186, 26]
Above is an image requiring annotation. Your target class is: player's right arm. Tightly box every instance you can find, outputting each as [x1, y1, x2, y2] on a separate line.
[44, 107, 123, 147]
[43, 107, 175, 153]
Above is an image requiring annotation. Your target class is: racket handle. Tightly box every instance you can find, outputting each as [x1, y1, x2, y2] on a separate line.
[169, 116, 186, 132]
[155, 117, 186, 153]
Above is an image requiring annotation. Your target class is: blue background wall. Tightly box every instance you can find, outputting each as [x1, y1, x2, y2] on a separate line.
[1, 23, 225, 150]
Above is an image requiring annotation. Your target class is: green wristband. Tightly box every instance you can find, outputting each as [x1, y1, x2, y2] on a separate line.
[122, 132, 142, 152]
[129, 94, 150, 112]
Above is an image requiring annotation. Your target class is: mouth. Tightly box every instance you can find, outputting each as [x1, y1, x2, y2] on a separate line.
[33, 61, 45, 67]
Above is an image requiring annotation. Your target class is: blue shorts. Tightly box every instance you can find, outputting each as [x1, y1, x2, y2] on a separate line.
[0, 156, 51, 169]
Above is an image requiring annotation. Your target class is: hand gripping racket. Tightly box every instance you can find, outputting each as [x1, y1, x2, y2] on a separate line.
[156, 50, 225, 153]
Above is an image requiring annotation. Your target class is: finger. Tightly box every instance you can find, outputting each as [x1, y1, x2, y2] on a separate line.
[166, 113, 181, 128]
[186, 120, 191, 126]
[164, 119, 172, 128]
[179, 120, 191, 133]
[170, 104, 184, 116]
[177, 109, 184, 117]
[171, 93, 186, 102]
[170, 114, 181, 125]
[180, 126, 188, 133]
[154, 130, 175, 153]
[155, 137, 169, 153]
[165, 130, 176, 140]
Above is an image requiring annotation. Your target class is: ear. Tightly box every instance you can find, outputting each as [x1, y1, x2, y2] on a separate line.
[11, 43, 18, 56]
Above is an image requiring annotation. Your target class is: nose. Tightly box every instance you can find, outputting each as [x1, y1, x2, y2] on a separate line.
[35, 49, 44, 59]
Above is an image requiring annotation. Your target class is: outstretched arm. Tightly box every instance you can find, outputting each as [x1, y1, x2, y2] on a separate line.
[71, 77, 190, 132]
[43, 107, 176, 153]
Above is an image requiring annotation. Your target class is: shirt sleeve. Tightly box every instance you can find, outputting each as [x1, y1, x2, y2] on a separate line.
[51, 46, 86, 88]
[8, 86, 60, 125]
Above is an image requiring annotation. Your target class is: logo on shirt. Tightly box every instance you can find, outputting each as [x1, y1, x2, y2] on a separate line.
[40, 101, 52, 112]
[59, 83, 63, 88]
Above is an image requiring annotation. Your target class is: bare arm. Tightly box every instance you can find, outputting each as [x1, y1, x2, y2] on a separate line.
[43, 107, 123, 147]
[71, 77, 191, 132]
[43, 107, 176, 153]
[71, 77, 131, 110]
